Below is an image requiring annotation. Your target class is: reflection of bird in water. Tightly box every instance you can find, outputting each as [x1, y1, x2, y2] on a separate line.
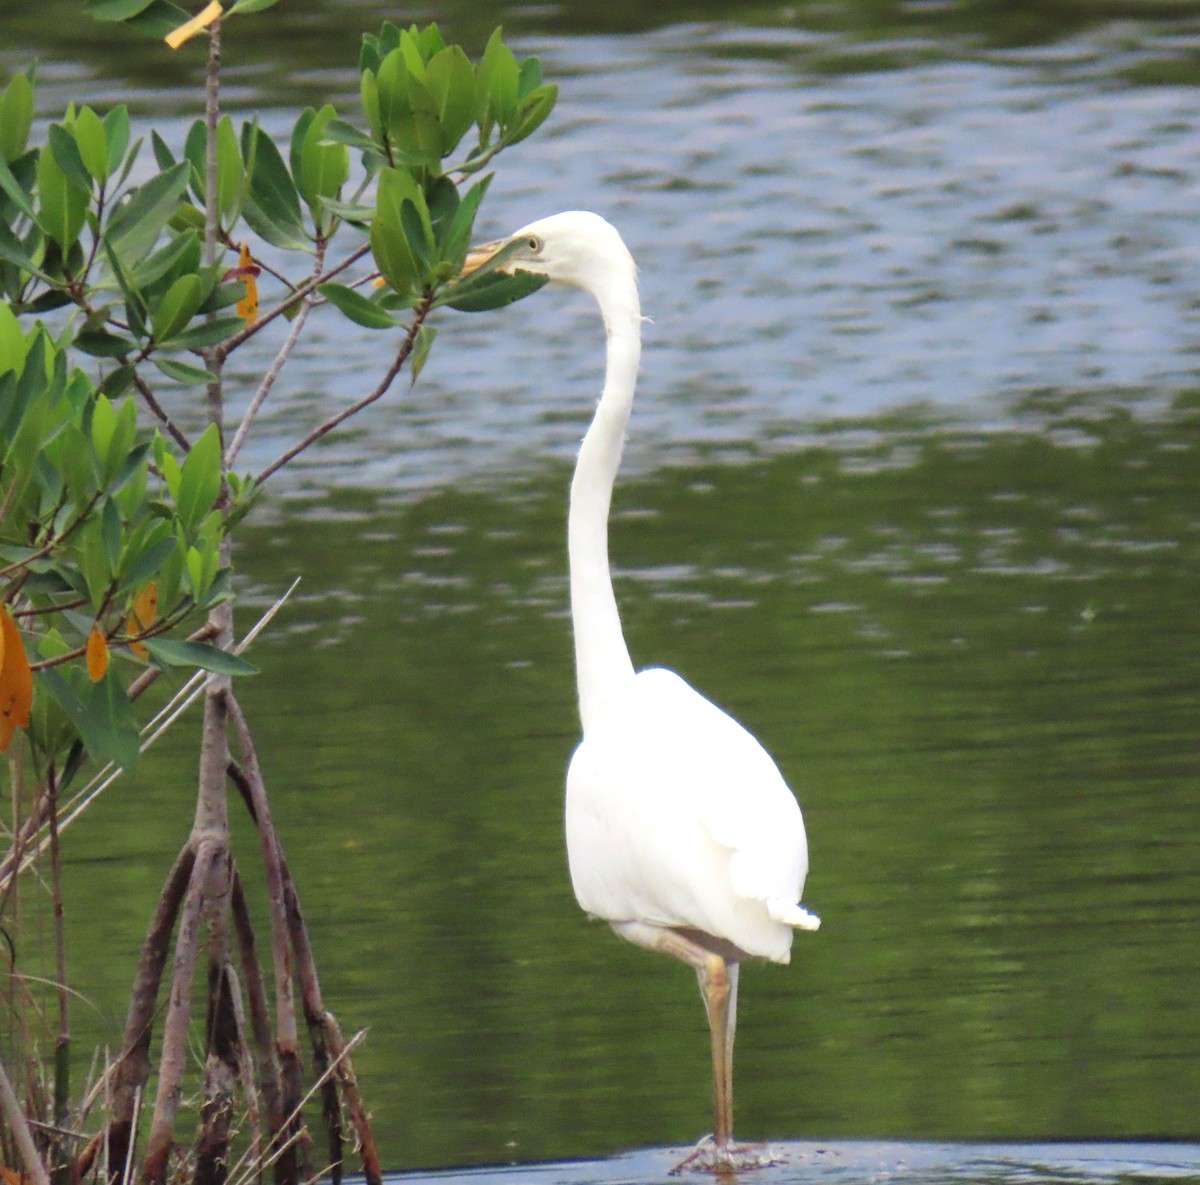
[465, 212, 819, 1171]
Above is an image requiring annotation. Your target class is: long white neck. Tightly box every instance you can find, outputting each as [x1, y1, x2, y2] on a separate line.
[570, 278, 641, 734]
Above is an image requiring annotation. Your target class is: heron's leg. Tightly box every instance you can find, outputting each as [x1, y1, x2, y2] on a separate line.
[610, 922, 738, 1155]
[704, 962, 738, 1149]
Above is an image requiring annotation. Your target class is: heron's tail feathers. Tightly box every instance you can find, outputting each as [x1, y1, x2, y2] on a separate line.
[768, 899, 821, 931]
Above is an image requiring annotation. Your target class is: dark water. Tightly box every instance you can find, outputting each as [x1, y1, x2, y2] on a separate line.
[3, 1, 1199, 1176]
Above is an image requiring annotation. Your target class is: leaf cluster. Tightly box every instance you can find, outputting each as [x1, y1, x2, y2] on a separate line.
[0, 20, 556, 780]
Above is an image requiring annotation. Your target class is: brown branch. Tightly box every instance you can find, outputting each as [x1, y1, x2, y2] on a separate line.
[195, 953, 239, 1185]
[281, 870, 381, 1185]
[131, 371, 191, 453]
[226, 693, 304, 1182]
[0, 1052, 52, 1185]
[102, 845, 197, 1183]
[224, 240, 327, 470]
[230, 870, 289, 1185]
[0, 492, 103, 582]
[142, 840, 219, 1185]
[48, 763, 71, 1133]
[214, 244, 371, 364]
[254, 293, 434, 486]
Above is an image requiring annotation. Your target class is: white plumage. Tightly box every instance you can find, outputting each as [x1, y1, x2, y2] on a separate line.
[464, 211, 818, 1169]
[567, 666, 815, 964]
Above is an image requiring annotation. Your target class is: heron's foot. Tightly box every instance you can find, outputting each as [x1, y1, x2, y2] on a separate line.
[669, 1135, 784, 1175]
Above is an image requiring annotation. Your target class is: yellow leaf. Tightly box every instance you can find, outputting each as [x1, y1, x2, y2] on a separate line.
[0, 605, 33, 752]
[235, 245, 260, 325]
[165, 0, 223, 50]
[1, 1166, 31, 1185]
[86, 626, 110, 683]
[127, 582, 159, 660]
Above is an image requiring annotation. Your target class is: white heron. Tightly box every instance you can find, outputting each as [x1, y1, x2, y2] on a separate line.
[463, 211, 819, 1172]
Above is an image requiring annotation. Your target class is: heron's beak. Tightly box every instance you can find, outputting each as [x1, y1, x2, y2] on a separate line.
[460, 239, 506, 278]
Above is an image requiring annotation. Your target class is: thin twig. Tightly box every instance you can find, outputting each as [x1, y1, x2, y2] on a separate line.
[132, 371, 191, 452]
[120, 1086, 140, 1185]
[0, 1051, 53, 1185]
[215, 244, 371, 363]
[255, 294, 434, 486]
[225, 240, 327, 469]
[225, 1030, 367, 1185]
[0, 579, 300, 894]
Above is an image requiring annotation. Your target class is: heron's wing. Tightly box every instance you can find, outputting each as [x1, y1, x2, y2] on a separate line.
[565, 667, 811, 956]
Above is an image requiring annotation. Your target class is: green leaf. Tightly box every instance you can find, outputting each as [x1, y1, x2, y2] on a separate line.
[132, 228, 201, 293]
[370, 217, 418, 297]
[151, 272, 204, 343]
[106, 161, 191, 268]
[36, 144, 88, 249]
[101, 496, 123, 570]
[316, 197, 374, 224]
[410, 324, 436, 383]
[86, 0, 161, 18]
[505, 84, 558, 147]
[0, 74, 34, 164]
[296, 105, 349, 224]
[73, 106, 110, 183]
[518, 56, 543, 99]
[216, 114, 243, 219]
[123, 0, 194, 36]
[176, 421, 222, 535]
[375, 49, 442, 168]
[0, 151, 37, 221]
[398, 27, 427, 78]
[90, 393, 118, 461]
[183, 119, 206, 205]
[153, 356, 212, 384]
[75, 327, 135, 359]
[168, 314, 243, 349]
[119, 533, 176, 592]
[377, 167, 432, 245]
[440, 173, 491, 267]
[40, 667, 140, 771]
[240, 124, 308, 250]
[441, 268, 548, 313]
[100, 364, 135, 398]
[424, 46, 476, 155]
[360, 69, 383, 143]
[102, 106, 131, 177]
[48, 123, 94, 194]
[0, 217, 44, 278]
[102, 231, 148, 339]
[151, 129, 177, 171]
[477, 28, 520, 136]
[227, 0, 280, 11]
[320, 119, 378, 153]
[0, 302, 25, 373]
[143, 637, 258, 676]
[318, 282, 398, 329]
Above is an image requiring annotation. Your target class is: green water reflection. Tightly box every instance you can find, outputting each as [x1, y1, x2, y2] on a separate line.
[62, 399, 1200, 1169]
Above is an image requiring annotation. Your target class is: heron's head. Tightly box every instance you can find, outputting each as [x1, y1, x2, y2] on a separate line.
[463, 211, 638, 308]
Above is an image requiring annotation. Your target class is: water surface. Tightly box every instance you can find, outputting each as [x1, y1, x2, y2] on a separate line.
[2, 1, 1198, 1175]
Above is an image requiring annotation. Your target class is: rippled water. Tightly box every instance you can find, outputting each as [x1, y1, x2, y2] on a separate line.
[4, 3, 1200, 1176]
[398, 1141, 1200, 1185]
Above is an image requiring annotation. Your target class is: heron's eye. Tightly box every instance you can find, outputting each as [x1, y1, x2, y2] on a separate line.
[527, 235, 543, 253]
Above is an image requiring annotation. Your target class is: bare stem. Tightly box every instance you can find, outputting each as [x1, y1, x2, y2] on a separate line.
[225, 240, 327, 470]
[0, 1051, 52, 1185]
[214, 244, 371, 364]
[255, 293, 434, 486]
[229, 870, 288, 1185]
[142, 840, 220, 1185]
[132, 371, 191, 453]
[48, 764, 70, 1132]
